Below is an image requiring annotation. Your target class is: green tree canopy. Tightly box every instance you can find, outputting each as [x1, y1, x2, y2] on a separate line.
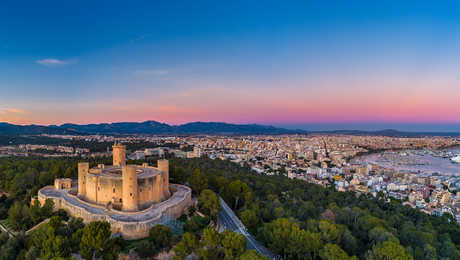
[198, 227, 222, 260]
[237, 250, 269, 260]
[149, 224, 174, 252]
[220, 230, 247, 260]
[228, 180, 252, 209]
[198, 189, 220, 219]
[320, 243, 355, 260]
[240, 209, 258, 233]
[174, 232, 198, 260]
[366, 241, 413, 260]
[189, 168, 208, 194]
[79, 221, 118, 260]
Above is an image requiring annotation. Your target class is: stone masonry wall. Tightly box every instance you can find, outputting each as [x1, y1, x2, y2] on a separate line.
[38, 184, 191, 240]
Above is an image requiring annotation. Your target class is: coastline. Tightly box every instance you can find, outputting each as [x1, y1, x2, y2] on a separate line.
[351, 143, 460, 161]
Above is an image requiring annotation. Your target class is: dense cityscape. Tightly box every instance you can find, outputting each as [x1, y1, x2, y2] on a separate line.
[3, 134, 460, 223]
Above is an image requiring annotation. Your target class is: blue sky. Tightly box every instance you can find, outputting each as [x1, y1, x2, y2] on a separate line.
[2, 1, 460, 131]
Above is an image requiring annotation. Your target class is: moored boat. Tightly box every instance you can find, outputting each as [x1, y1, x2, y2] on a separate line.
[450, 155, 460, 163]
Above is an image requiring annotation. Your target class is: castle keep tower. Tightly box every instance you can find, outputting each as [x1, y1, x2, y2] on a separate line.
[77, 162, 89, 197]
[113, 142, 126, 166]
[122, 165, 139, 211]
[74, 142, 171, 211]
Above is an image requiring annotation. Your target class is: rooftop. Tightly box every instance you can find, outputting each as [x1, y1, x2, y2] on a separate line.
[88, 164, 162, 179]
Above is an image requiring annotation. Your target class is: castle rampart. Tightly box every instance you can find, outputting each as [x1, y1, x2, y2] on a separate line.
[36, 142, 190, 239]
[38, 184, 191, 239]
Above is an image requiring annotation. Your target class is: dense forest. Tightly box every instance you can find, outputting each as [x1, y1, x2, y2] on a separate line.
[165, 157, 460, 260]
[0, 155, 459, 259]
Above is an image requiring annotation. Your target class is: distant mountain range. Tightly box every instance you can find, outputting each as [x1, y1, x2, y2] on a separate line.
[2, 121, 460, 137]
[0, 121, 303, 135]
[0, 122, 78, 135]
[59, 121, 302, 135]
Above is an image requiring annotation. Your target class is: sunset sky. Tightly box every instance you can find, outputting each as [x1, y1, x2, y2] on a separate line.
[2, 1, 460, 131]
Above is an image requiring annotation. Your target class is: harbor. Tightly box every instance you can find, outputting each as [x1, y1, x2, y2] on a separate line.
[352, 148, 460, 176]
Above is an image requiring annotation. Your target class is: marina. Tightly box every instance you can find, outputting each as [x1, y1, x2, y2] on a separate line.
[353, 148, 460, 176]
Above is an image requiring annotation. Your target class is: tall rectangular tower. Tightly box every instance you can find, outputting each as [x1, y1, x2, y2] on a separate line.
[78, 162, 89, 197]
[157, 160, 170, 198]
[113, 142, 126, 166]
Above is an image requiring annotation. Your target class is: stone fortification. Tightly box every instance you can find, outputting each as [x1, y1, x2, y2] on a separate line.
[35, 142, 191, 239]
[38, 184, 191, 239]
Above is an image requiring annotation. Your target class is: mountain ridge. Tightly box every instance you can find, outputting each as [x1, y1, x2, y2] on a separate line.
[0, 122, 79, 135]
[0, 121, 303, 135]
[58, 120, 303, 135]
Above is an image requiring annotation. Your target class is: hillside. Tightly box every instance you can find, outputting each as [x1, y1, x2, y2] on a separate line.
[0, 123, 78, 135]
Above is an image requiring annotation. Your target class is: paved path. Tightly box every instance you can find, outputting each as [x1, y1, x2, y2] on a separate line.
[0, 222, 15, 237]
[218, 197, 275, 259]
[26, 218, 50, 235]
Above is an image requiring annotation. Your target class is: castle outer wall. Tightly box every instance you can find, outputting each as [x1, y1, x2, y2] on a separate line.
[37, 184, 191, 240]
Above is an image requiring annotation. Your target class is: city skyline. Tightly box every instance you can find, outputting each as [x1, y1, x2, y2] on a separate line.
[2, 1, 460, 131]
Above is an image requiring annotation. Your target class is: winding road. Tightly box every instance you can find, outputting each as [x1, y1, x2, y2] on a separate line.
[218, 197, 275, 259]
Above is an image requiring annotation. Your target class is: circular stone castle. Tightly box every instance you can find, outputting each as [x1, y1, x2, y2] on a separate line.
[37, 143, 192, 239]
